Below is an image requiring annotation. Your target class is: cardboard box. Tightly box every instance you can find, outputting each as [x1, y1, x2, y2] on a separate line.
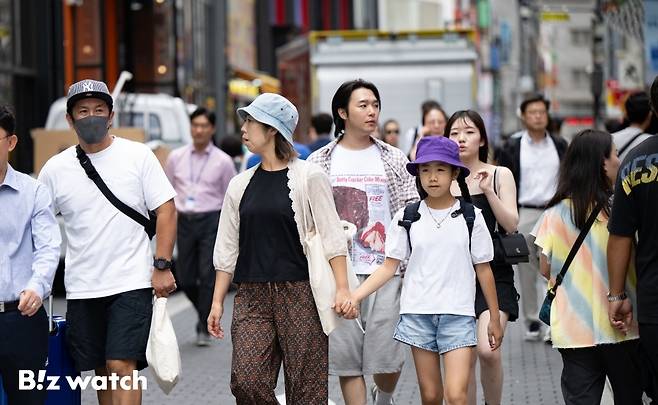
[31, 128, 146, 175]
[151, 143, 172, 168]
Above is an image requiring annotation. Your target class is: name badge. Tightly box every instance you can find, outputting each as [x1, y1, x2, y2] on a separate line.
[185, 196, 196, 210]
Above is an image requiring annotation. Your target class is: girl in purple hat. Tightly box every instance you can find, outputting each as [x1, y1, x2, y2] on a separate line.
[350, 135, 502, 405]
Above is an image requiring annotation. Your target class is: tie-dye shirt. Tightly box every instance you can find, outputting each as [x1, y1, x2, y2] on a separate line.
[532, 199, 639, 348]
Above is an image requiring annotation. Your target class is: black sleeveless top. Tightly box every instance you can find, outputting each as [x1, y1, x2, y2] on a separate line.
[470, 193, 515, 284]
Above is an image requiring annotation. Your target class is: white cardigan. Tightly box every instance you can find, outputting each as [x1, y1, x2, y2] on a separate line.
[213, 158, 348, 276]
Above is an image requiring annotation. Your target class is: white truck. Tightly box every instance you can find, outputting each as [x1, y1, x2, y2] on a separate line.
[45, 92, 194, 148]
[277, 29, 479, 143]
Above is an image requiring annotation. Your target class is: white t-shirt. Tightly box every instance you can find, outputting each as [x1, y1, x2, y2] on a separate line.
[518, 132, 560, 206]
[38, 137, 176, 299]
[386, 200, 494, 315]
[330, 144, 392, 275]
[612, 126, 652, 161]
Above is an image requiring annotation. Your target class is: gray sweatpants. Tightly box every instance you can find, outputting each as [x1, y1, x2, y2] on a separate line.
[517, 207, 545, 327]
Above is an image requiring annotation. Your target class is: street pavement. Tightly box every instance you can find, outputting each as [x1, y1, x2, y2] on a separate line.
[54, 289, 571, 404]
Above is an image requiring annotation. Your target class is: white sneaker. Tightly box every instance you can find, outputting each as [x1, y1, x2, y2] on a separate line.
[543, 328, 552, 345]
[371, 385, 395, 405]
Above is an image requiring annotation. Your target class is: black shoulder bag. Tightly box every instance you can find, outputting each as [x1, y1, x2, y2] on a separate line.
[75, 145, 157, 239]
[491, 168, 530, 265]
[538, 202, 603, 325]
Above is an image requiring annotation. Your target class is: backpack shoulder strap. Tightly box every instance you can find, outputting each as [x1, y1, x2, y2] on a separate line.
[398, 201, 422, 253]
[618, 131, 646, 156]
[456, 198, 476, 252]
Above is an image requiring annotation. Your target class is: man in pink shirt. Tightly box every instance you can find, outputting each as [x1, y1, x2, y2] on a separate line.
[166, 107, 236, 346]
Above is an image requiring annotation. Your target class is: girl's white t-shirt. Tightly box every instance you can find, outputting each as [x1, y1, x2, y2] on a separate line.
[386, 200, 494, 316]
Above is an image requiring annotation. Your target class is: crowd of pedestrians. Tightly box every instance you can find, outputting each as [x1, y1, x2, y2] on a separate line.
[2, 74, 658, 405]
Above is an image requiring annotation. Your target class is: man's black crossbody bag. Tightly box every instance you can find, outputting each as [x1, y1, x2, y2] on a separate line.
[75, 145, 157, 239]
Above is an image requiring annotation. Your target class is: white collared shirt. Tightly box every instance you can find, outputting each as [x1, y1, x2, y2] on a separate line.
[518, 131, 560, 206]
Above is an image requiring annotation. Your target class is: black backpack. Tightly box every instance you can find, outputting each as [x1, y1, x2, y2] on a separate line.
[397, 199, 475, 253]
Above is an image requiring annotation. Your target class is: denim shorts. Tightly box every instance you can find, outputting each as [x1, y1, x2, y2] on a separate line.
[393, 314, 477, 354]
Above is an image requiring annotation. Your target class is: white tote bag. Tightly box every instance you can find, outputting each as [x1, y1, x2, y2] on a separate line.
[305, 219, 361, 335]
[146, 297, 181, 394]
[303, 170, 361, 335]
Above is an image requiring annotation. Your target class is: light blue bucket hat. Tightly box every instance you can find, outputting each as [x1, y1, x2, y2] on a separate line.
[237, 93, 298, 145]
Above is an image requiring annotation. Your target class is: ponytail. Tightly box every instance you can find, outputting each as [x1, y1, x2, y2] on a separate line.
[456, 173, 471, 203]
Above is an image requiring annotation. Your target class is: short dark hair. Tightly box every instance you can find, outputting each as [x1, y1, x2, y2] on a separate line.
[651, 76, 658, 115]
[625, 91, 651, 124]
[311, 113, 333, 135]
[0, 105, 15, 136]
[520, 94, 550, 114]
[444, 110, 490, 162]
[190, 107, 216, 126]
[331, 79, 381, 135]
[420, 100, 447, 125]
[218, 135, 243, 158]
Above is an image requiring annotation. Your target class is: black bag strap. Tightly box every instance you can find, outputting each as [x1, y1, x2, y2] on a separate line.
[75, 145, 154, 236]
[398, 201, 422, 253]
[618, 131, 645, 156]
[492, 168, 502, 234]
[549, 202, 603, 295]
[454, 199, 475, 251]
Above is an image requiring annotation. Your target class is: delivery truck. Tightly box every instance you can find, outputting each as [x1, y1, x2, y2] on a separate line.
[277, 29, 479, 143]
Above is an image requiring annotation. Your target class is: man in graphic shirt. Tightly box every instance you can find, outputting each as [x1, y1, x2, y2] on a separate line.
[608, 75, 658, 397]
[308, 79, 418, 405]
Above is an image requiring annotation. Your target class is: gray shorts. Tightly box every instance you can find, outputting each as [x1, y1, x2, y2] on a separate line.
[329, 275, 405, 376]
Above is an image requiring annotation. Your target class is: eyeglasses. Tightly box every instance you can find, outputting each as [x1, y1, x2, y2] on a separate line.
[0, 135, 11, 142]
[385, 129, 400, 134]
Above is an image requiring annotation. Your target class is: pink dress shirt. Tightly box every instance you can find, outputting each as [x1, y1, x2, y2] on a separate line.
[165, 143, 236, 214]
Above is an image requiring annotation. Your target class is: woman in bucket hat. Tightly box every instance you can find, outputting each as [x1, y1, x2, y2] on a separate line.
[208, 93, 357, 403]
[349, 135, 502, 405]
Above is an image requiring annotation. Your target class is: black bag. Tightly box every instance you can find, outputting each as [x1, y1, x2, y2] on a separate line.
[539, 202, 602, 326]
[75, 145, 157, 239]
[492, 232, 529, 265]
[491, 169, 529, 265]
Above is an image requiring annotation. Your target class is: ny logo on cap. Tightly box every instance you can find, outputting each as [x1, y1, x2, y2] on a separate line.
[82, 81, 94, 92]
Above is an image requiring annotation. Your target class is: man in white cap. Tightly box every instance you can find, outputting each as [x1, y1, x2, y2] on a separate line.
[38, 79, 177, 405]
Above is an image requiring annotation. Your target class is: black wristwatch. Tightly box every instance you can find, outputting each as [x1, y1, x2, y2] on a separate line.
[153, 257, 173, 271]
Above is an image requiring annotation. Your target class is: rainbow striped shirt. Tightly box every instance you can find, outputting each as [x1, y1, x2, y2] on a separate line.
[533, 200, 639, 348]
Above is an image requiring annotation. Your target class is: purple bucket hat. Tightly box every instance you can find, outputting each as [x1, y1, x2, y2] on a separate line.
[406, 136, 470, 177]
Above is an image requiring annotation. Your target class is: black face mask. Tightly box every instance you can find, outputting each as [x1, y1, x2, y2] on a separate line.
[73, 116, 109, 144]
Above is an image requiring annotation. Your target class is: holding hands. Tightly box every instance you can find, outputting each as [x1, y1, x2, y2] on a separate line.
[333, 288, 359, 319]
[608, 298, 633, 334]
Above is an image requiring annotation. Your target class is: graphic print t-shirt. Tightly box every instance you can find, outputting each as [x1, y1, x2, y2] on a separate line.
[330, 144, 391, 275]
[608, 136, 658, 323]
